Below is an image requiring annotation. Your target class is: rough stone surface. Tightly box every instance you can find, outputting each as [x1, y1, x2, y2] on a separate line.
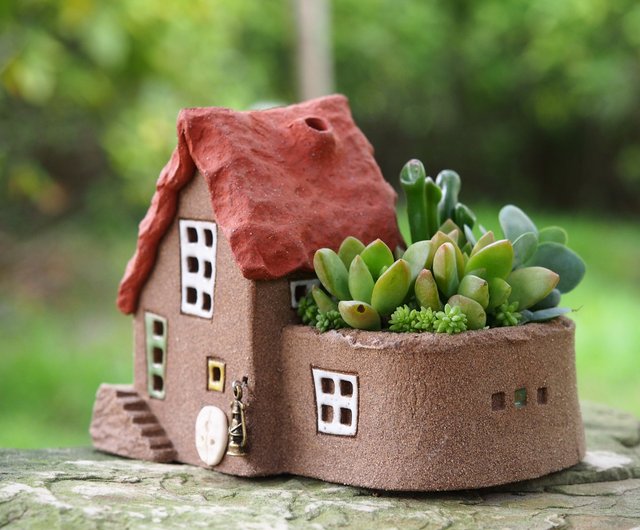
[2, 403, 639, 529]
[117, 94, 402, 314]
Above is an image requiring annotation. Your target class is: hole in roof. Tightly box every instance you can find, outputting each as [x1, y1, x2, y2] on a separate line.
[304, 117, 329, 132]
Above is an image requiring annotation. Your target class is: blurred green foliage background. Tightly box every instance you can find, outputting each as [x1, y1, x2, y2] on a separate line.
[1, 0, 638, 447]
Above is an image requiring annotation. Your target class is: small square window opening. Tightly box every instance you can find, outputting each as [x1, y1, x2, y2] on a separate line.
[289, 279, 321, 308]
[321, 378, 335, 394]
[515, 387, 527, 409]
[537, 387, 548, 405]
[491, 392, 506, 411]
[207, 359, 226, 392]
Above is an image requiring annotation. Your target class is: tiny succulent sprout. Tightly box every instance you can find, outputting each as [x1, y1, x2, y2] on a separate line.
[433, 304, 468, 334]
[297, 292, 319, 325]
[495, 302, 522, 327]
[389, 305, 435, 332]
[315, 310, 346, 333]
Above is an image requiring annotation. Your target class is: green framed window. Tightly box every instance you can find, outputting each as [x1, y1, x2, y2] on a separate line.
[145, 312, 168, 399]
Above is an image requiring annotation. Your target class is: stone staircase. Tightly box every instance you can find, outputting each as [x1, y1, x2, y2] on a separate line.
[90, 384, 176, 463]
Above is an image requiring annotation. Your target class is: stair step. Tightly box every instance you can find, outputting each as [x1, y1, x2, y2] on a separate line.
[114, 386, 138, 398]
[120, 396, 148, 411]
[140, 425, 166, 437]
[130, 411, 157, 424]
[153, 448, 177, 463]
[149, 440, 174, 450]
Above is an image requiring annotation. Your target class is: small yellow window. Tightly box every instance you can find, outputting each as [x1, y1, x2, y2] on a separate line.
[207, 359, 225, 392]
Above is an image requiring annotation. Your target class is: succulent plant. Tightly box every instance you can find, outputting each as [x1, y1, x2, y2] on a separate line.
[300, 158, 585, 334]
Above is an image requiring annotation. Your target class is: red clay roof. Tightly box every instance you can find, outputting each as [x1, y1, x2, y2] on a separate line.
[117, 95, 402, 314]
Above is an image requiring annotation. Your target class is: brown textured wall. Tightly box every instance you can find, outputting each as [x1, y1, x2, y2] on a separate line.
[279, 318, 585, 491]
[132, 174, 285, 475]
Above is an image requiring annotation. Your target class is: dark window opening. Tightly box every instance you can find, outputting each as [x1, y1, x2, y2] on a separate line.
[202, 293, 212, 311]
[537, 387, 548, 405]
[187, 256, 199, 273]
[340, 380, 353, 397]
[491, 392, 506, 411]
[321, 378, 335, 394]
[294, 284, 307, 303]
[212, 366, 221, 382]
[152, 347, 163, 364]
[339, 408, 352, 425]
[186, 287, 197, 304]
[187, 227, 198, 243]
[152, 375, 164, 392]
[153, 320, 164, 337]
[204, 229, 214, 247]
[203, 261, 213, 279]
[321, 405, 333, 423]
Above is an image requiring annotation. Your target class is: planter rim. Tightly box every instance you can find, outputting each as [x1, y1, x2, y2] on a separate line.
[285, 316, 575, 350]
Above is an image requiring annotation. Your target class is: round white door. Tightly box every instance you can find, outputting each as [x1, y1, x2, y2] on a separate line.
[195, 405, 228, 466]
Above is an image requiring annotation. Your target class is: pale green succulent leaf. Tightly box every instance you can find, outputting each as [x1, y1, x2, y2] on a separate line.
[458, 274, 490, 308]
[531, 288, 561, 310]
[402, 241, 432, 283]
[348, 255, 375, 304]
[360, 239, 395, 280]
[414, 269, 442, 310]
[464, 225, 477, 247]
[507, 266, 559, 310]
[433, 242, 459, 298]
[313, 248, 350, 300]
[371, 259, 412, 316]
[499, 205, 538, 242]
[465, 239, 514, 280]
[338, 236, 365, 269]
[338, 301, 381, 331]
[512, 232, 539, 269]
[454, 203, 476, 230]
[470, 230, 495, 257]
[520, 307, 572, 323]
[310, 285, 337, 313]
[527, 242, 586, 293]
[448, 294, 487, 330]
[487, 277, 512, 311]
[538, 226, 568, 245]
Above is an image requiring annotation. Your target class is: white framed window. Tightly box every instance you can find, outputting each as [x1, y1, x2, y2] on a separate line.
[289, 279, 321, 308]
[145, 312, 167, 399]
[312, 368, 358, 436]
[179, 219, 217, 318]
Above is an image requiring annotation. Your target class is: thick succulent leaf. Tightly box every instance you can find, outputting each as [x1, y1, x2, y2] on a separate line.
[313, 248, 351, 300]
[394, 245, 405, 260]
[402, 241, 432, 283]
[310, 285, 338, 313]
[447, 228, 461, 246]
[507, 267, 559, 310]
[520, 307, 572, 323]
[436, 170, 461, 224]
[531, 288, 561, 310]
[430, 231, 465, 277]
[454, 203, 476, 230]
[448, 294, 487, 330]
[464, 225, 477, 247]
[458, 274, 489, 308]
[338, 301, 381, 331]
[512, 232, 539, 269]
[415, 269, 442, 310]
[348, 255, 375, 304]
[539, 226, 568, 245]
[487, 277, 512, 310]
[470, 230, 495, 257]
[439, 219, 460, 234]
[528, 242, 586, 293]
[499, 205, 538, 242]
[425, 177, 442, 238]
[371, 259, 412, 316]
[338, 236, 365, 269]
[465, 239, 514, 280]
[433, 243, 459, 298]
[360, 239, 395, 279]
[400, 159, 428, 244]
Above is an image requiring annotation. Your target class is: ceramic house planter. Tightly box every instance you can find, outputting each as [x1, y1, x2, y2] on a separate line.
[90, 94, 585, 491]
